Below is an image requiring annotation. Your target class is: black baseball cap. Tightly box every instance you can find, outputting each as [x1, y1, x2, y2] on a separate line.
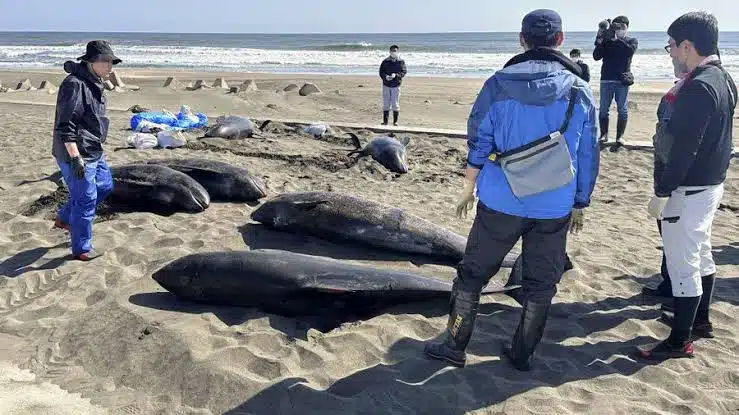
[522, 9, 562, 41]
[77, 40, 121, 65]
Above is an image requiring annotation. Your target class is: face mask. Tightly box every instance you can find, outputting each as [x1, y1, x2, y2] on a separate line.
[615, 30, 626, 38]
[390, 52, 398, 58]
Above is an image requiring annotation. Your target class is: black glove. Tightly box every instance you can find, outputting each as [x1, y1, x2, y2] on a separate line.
[70, 156, 85, 179]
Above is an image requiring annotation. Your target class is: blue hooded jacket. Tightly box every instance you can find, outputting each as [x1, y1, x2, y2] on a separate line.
[466, 48, 600, 219]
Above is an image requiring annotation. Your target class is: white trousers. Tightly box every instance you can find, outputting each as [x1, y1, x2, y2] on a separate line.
[383, 86, 401, 111]
[661, 183, 724, 297]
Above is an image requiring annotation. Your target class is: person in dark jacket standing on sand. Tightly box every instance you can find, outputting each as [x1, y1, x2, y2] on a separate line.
[379, 45, 407, 126]
[52, 40, 121, 261]
[638, 11, 736, 361]
[593, 15, 638, 145]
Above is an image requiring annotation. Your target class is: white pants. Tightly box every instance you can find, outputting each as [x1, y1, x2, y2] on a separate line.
[383, 86, 401, 111]
[661, 183, 724, 297]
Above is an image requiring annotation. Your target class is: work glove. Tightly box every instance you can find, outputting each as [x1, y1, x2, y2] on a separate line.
[647, 196, 670, 220]
[455, 180, 476, 219]
[570, 208, 584, 235]
[385, 75, 393, 81]
[70, 156, 85, 179]
[390, 73, 397, 79]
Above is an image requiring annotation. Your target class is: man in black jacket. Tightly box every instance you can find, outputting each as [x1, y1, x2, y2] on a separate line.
[52, 40, 121, 261]
[639, 11, 737, 361]
[593, 16, 638, 145]
[379, 45, 407, 126]
[570, 49, 590, 83]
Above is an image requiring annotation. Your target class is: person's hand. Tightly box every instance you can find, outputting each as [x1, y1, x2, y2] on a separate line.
[385, 75, 393, 81]
[455, 179, 476, 219]
[390, 73, 397, 79]
[647, 196, 669, 220]
[70, 156, 85, 179]
[570, 208, 584, 234]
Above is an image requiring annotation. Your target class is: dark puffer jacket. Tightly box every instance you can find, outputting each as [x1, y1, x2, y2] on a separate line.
[52, 61, 110, 162]
[379, 57, 407, 88]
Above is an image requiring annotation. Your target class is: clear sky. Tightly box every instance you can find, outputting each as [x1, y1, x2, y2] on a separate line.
[0, 0, 736, 33]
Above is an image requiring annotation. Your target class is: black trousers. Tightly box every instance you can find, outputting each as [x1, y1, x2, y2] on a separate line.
[457, 202, 571, 303]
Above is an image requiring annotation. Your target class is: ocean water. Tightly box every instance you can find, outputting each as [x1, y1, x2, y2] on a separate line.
[2, 31, 739, 82]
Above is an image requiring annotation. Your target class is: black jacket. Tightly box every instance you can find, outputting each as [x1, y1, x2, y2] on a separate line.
[575, 60, 590, 83]
[654, 62, 738, 197]
[593, 36, 638, 81]
[52, 61, 110, 162]
[379, 56, 407, 88]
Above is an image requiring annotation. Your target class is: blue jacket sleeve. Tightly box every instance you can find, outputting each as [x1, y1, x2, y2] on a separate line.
[574, 89, 600, 209]
[54, 80, 83, 143]
[466, 78, 497, 169]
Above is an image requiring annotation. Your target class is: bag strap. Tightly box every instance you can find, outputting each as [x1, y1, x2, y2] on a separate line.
[558, 87, 579, 133]
[490, 86, 579, 162]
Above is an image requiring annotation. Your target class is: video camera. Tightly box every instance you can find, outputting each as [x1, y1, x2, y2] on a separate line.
[596, 18, 626, 43]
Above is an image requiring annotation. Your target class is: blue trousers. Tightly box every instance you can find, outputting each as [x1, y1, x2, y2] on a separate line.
[56, 156, 114, 255]
[599, 81, 629, 120]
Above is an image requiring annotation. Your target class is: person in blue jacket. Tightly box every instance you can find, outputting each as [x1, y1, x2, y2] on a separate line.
[52, 40, 120, 261]
[424, 9, 600, 371]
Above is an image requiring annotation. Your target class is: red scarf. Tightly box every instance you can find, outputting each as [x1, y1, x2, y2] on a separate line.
[665, 55, 720, 104]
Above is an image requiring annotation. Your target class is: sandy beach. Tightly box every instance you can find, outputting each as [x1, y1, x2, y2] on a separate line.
[0, 67, 737, 414]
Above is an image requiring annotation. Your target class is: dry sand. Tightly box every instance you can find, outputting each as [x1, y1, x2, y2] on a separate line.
[0, 68, 737, 414]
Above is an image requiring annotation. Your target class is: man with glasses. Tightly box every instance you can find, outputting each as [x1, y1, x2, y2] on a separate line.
[639, 11, 736, 361]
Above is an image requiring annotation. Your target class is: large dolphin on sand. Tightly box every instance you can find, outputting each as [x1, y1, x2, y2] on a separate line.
[249, 191, 517, 267]
[152, 249, 519, 327]
[204, 115, 271, 139]
[109, 164, 210, 213]
[143, 158, 267, 202]
[346, 132, 410, 174]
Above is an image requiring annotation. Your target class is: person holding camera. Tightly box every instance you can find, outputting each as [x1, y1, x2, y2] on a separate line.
[593, 15, 638, 145]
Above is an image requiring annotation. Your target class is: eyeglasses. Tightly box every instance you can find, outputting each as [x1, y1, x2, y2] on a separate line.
[664, 44, 673, 53]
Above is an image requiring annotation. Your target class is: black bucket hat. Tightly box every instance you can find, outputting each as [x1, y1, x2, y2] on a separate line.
[77, 40, 121, 65]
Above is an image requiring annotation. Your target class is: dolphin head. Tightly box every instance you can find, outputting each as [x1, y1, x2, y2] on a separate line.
[380, 146, 409, 174]
[251, 193, 330, 227]
[151, 257, 196, 295]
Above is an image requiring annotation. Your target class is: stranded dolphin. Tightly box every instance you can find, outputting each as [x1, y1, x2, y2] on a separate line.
[152, 249, 519, 329]
[108, 164, 211, 213]
[204, 115, 271, 139]
[346, 132, 410, 174]
[143, 158, 267, 202]
[249, 191, 517, 267]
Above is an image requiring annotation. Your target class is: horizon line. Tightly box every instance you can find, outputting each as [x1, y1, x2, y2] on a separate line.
[0, 29, 686, 35]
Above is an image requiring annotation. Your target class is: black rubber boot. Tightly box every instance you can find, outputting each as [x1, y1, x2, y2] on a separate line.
[598, 117, 609, 143]
[382, 111, 389, 125]
[693, 274, 715, 339]
[424, 280, 480, 367]
[616, 117, 628, 143]
[393, 111, 399, 126]
[638, 296, 700, 360]
[502, 299, 551, 371]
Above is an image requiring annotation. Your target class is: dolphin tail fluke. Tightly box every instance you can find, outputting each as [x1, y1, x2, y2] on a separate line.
[481, 282, 520, 295]
[259, 120, 272, 130]
[346, 132, 362, 150]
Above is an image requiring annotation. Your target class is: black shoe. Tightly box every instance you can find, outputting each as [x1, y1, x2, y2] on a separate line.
[638, 296, 700, 361]
[616, 117, 628, 143]
[423, 280, 480, 368]
[501, 299, 551, 371]
[598, 117, 609, 143]
[382, 110, 389, 125]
